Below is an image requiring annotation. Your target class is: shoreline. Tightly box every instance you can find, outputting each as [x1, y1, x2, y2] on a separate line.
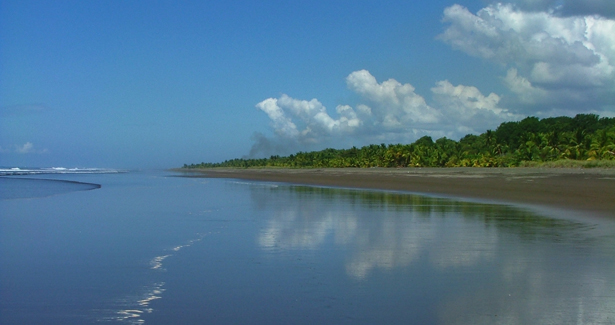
[173, 167, 615, 218]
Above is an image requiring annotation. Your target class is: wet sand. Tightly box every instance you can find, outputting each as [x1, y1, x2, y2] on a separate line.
[175, 167, 615, 218]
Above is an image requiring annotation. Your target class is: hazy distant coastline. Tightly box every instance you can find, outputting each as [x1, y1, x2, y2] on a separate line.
[174, 167, 615, 218]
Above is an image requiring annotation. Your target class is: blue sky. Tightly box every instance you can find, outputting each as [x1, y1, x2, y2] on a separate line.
[1, 0, 614, 168]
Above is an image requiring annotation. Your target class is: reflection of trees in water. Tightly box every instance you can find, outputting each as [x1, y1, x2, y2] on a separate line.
[249, 184, 593, 279]
[250, 184, 589, 243]
[248, 183, 615, 323]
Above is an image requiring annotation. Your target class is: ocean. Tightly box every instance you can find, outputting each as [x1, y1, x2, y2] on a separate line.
[1, 169, 614, 324]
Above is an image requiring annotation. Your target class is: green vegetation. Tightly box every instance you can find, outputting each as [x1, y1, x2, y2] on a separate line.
[184, 114, 615, 169]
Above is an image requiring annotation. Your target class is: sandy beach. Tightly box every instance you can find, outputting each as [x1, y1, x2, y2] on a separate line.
[175, 167, 615, 218]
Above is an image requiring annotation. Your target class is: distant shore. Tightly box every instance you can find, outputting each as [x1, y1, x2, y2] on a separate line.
[173, 167, 615, 218]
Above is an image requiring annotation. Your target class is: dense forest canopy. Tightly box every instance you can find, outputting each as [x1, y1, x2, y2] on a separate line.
[184, 114, 615, 168]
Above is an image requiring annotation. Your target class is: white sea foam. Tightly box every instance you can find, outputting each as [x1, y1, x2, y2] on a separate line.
[172, 235, 207, 251]
[149, 255, 171, 270]
[100, 232, 214, 324]
[149, 236, 208, 270]
[105, 282, 165, 324]
[230, 180, 279, 188]
[138, 292, 164, 307]
[0, 167, 126, 175]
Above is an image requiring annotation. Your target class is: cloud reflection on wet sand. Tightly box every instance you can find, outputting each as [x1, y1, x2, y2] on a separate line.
[250, 184, 615, 323]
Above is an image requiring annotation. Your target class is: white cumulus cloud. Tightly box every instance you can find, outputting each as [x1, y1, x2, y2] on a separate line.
[249, 2, 615, 157]
[431, 80, 517, 132]
[505, 0, 615, 17]
[6, 142, 49, 154]
[250, 70, 514, 157]
[439, 3, 615, 114]
[345, 70, 441, 126]
[16, 142, 34, 154]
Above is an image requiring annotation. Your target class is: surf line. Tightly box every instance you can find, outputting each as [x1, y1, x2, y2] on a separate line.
[148, 232, 210, 270]
[114, 282, 165, 324]
[110, 232, 213, 324]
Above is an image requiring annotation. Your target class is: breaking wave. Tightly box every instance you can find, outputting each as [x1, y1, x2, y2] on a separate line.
[99, 232, 213, 324]
[0, 167, 126, 176]
[99, 282, 166, 325]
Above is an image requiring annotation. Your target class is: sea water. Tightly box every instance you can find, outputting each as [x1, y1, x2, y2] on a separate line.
[1, 170, 614, 324]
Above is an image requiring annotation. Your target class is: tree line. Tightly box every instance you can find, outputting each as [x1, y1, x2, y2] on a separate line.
[184, 114, 615, 169]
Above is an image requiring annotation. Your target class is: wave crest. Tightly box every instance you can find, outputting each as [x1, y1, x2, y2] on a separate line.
[0, 167, 126, 176]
